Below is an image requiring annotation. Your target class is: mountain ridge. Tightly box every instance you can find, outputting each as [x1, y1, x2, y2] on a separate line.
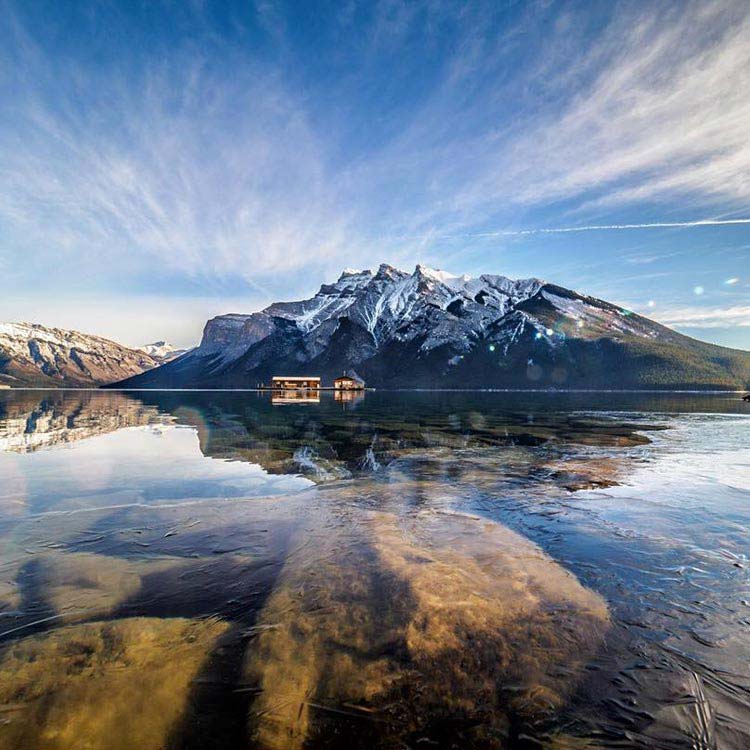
[111, 264, 750, 391]
[0, 322, 161, 387]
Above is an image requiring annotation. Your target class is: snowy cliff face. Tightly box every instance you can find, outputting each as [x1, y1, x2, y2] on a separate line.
[0, 323, 161, 387]
[114, 264, 750, 390]
[197, 264, 546, 359]
[200, 313, 278, 361]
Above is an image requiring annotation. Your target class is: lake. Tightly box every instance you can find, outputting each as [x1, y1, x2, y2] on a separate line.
[0, 389, 748, 749]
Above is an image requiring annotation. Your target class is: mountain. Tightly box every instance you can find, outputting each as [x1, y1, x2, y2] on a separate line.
[112, 264, 750, 391]
[0, 322, 161, 388]
[140, 341, 189, 362]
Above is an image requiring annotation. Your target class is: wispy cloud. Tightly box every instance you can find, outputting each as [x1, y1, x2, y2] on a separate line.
[0, 5, 355, 286]
[355, 0, 750, 237]
[654, 306, 750, 328]
[503, 2, 750, 212]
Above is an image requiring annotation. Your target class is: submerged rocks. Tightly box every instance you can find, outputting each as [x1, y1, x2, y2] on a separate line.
[244, 498, 609, 749]
[0, 617, 228, 750]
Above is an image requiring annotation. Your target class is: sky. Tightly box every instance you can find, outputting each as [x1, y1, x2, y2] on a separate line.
[1, 0, 749, 350]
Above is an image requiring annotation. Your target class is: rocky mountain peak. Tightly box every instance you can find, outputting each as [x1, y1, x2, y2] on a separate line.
[373, 263, 406, 281]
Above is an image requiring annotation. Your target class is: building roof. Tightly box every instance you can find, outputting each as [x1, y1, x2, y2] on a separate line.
[334, 371, 365, 383]
[271, 375, 321, 380]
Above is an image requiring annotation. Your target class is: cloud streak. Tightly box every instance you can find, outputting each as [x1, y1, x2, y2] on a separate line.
[385, 218, 750, 241]
[655, 305, 750, 329]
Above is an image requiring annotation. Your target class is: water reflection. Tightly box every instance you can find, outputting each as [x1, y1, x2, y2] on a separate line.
[272, 389, 321, 405]
[0, 389, 748, 749]
[334, 388, 365, 407]
[0, 390, 164, 453]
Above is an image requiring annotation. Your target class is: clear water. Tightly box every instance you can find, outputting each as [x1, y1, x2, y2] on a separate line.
[0, 389, 748, 749]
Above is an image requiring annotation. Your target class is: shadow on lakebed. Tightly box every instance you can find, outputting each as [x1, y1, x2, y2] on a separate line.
[0, 478, 609, 750]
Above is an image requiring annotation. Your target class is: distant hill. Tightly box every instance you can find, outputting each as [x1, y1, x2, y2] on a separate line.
[0, 322, 160, 387]
[112, 264, 750, 391]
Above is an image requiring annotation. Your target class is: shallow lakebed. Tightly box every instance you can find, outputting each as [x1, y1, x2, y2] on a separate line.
[0, 389, 748, 749]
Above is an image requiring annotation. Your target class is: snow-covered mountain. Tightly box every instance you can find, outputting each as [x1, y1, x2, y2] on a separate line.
[0, 322, 161, 387]
[196, 264, 544, 361]
[140, 341, 188, 362]
[113, 264, 750, 391]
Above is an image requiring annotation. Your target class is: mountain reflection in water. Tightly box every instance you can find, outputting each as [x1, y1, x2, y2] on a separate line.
[0, 389, 748, 749]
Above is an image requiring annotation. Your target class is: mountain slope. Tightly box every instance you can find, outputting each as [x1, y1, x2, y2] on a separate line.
[113, 265, 750, 391]
[0, 323, 161, 387]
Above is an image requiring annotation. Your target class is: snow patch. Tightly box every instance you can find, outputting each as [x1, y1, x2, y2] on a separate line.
[418, 265, 472, 291]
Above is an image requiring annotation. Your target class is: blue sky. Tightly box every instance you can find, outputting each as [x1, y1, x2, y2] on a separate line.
[1, 0, 749, 349]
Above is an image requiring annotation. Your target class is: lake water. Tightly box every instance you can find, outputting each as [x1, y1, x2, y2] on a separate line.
[0, 389, 748, 749]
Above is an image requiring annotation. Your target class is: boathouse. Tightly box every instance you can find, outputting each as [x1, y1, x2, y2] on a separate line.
[271, 376, 321, 390]
[333, 372, 365, 390]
